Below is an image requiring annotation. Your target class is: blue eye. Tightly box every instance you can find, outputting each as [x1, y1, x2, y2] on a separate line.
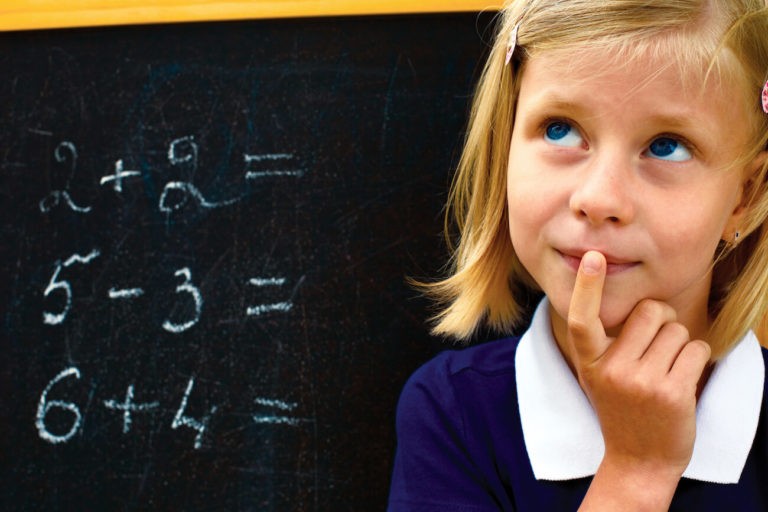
[646, 137, 692, 162]
[544, 121, 584, 148]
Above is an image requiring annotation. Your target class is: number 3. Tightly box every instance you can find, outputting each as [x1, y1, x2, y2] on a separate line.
[162, 267, 202, 333]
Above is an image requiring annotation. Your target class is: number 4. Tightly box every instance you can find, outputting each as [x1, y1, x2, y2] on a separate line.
[171, 377, 217, 449]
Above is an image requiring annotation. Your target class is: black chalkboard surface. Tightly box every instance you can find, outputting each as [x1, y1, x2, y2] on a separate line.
[1, 13, 492, 511]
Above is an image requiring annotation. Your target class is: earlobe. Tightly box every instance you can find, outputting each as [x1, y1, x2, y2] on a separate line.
[721, 203, 746, 243]
[721, 189, 749, 244]
[722, 151, 768, 243]
[721, 224, 742, 245]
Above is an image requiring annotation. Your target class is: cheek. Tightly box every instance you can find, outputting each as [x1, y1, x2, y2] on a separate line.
[647, 211, 726, 292]
[507, 170, 564, 244]
[508, 161, 546, 236]
[653, 200, 730, 258]
[507, 180, 541, 247]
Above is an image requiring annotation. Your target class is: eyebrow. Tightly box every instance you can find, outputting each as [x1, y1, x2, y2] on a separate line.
[641, 113, 698, 132]
[526, 93, 701, 132]
[525, 96, 586, 117]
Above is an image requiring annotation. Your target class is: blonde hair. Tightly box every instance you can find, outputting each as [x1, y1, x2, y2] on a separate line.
[422, 0, 768, 360]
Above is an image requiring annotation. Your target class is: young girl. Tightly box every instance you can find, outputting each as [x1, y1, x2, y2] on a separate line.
[388, 0, 768, 510]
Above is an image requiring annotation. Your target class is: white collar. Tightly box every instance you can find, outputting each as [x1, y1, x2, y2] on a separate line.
[515, 298, 764, 483]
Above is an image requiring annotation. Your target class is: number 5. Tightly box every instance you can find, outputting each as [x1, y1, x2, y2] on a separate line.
[43, 250, 100, 325]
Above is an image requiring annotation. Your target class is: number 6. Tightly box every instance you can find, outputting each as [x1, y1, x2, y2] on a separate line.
[36, 367, 82, 444]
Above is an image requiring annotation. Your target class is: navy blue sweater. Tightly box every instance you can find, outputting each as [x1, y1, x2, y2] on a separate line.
[388, 336, 768, 511]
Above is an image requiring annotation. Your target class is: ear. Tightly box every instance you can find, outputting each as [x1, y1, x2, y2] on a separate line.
[722, 150, 768, 241]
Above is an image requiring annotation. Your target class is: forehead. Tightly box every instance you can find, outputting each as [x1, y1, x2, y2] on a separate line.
[517, 45, 750, 138]
[523, 44, 717, 101]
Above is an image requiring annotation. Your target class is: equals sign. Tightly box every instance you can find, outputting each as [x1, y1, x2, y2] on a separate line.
[243, 153, 305, 179]
[252, 397, 310, 426]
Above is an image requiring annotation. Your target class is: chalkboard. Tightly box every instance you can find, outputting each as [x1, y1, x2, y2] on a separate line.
[0, 12, 492, 511]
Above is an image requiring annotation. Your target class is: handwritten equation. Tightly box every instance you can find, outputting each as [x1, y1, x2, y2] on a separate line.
[37, 367, 312, 449]
[34, 133, 312, 452]
[38, 136, 306, 216]
[42, 247, 304, 332]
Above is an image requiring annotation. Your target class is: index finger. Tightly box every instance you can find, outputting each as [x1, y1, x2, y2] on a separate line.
[567, 250, 608, 363]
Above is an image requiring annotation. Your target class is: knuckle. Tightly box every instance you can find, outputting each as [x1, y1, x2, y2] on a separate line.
[635, 299, 674, 323]
[628, 372, 654, 395]
[656, 385, 685, 409]
[630, 375, 682, 407]
[683, 339, 712, 360]
[635, 299, 661, 322]
[600, 364, 631, 389]
[665, 322, 689, 341]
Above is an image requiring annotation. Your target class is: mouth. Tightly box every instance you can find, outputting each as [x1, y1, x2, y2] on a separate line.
[557, 249, 639, 276]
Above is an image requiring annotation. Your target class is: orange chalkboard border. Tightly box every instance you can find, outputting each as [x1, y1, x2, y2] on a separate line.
[1, 1, 503, 31]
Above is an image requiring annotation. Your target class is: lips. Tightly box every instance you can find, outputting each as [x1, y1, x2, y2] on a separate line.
[557, 249, 639, 275]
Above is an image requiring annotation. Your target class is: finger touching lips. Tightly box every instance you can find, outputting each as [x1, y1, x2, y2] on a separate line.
[567, 251, 609, 363]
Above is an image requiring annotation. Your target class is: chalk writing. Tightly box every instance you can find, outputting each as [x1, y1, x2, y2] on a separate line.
[39, 190, 92, 214]
[247, 302, 293, 316]
[171, 377, 218, 450]
[158, 181, 241, 214]
[39, 141, 92, 213]
[43, 249, 101, 325]
[248, 277, 285, 286]
[108, 287, 144, 299]
[253, 397, 309, 426]
[31, 135, 309, 455]
[43, 255, 295, 330]
[34, 368, 311, 449]
[34, 137, 305, 215]
[100, 159, 141, 193]
[168, 135, 198, 170]
[243, 153, 305, 179]
[36, 367, 82, 444]
[55, 140, 78, 171]
[162, 267, 202, 333]
[103, 384, 160, 434]
[246, 275, 303, 317]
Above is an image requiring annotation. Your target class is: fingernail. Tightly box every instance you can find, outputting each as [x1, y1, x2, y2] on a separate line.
[581, 251, 603, 275]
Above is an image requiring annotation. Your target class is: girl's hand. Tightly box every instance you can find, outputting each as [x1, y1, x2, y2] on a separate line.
[569, 251, 711, 511]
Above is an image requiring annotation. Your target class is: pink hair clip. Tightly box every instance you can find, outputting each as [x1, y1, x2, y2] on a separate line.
[505, 23, 520, 66]
[762, 79, 768, 114]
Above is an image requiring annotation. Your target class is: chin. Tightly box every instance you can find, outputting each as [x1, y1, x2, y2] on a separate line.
[549, 291, 633, 336]
[598, 303, 635, 336]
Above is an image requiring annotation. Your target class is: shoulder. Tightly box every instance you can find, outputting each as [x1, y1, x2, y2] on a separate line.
[390, 338, 526, 510]
[395, 336, 521, 429]
[411, 336, 521, 384]
[389, 337, 525, 512]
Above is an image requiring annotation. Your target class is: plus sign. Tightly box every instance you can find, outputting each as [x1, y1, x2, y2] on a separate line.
[103, 384, 159, 433]
[99, 159, 140, 193]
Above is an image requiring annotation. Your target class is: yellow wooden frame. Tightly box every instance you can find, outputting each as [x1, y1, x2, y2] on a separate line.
[1, 1, 503, 31]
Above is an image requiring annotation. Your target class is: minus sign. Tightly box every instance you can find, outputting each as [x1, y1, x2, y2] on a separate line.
[108, 288, 145, 299]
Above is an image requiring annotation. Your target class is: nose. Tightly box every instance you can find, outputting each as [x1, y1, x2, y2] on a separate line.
[569, 155, 634, 226]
